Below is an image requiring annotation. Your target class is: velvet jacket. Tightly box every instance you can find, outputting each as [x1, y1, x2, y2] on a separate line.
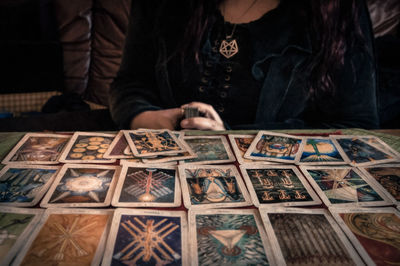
[110, 0, 379, 129]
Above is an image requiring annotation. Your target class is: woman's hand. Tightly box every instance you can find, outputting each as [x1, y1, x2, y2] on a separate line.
[130, 108, 183, 130]
[180, 102, 225, 130]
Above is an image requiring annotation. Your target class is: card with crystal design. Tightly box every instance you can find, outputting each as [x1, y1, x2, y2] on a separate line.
[330, 135, 397, 166]
[239, 164, 321, 207]
[0, 207, 43, 266]
[124, 129, 187, 157]
[178, 164, 251, 209]
[0, 164, 59, 207]
[102, 209, 188, 266]
[2, 133, 70, 165]
[330, 207, 400, 266]
[300, 166, 393, 207]
[259, 207, 363, 266]
[40, 164, 119, 208]
[11, 208, 112, 266]
[297, 137, 349, 165]
[244, 131, 304, 163]
[111, 163, 181, 207]
[228, 134, 278, 165]
[58, 132, 116, 164]
[359, 164, 400, 205]
[188, 208, 276, 266]
[181, 136, 235, 164]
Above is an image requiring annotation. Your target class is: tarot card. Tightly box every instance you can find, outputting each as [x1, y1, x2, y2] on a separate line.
[142, 139, 197, 164]
[360, 135, 400, 159]
[297, 137, 349, 165]
[12, 208, 112, 266]
[359, 164, 400, 206]
[181, 136, 236, 164]
[103, 131, 136, 159]
[300, 166, 393, 207]
[2, 133, 70, 165]
[259, 207, 363, 266]
[0, 207, 43, 266]
[40, 164, 120, 208]
[0, 164, 59, 207]
[330, 135, 397, 166]
[188, 208, 276, 266]
[239, 164, 321, 207]
[178, 164, 251, 209]
[244, 131, 304, 163]
[59, 132, 116, 164]
[228, 134, 278, 165]
[330, 207, 400, 266]
[111, 163, 181, 207]
[102, 209, 188, 266]
[124, 129, 187, 157]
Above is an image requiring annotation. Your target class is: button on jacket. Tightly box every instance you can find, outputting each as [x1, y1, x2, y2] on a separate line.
[110, 0, 379, 130]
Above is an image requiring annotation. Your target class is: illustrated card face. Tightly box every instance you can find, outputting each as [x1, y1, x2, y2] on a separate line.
[124, 129, 186, 157]
[244, 131, 303, 163]
[182, 136, 235, 164]
[360, 136, 400, 159]
[13, 208, 112, 266]
[331, 135, 396, 166]
[330, 207, 400, 266]
[189, 209, 275, 266]
[298, 137, 348, 165]
[228, 134, 277, 165]
[0, 207, 43, 266]
[259, 208, 363, 265]
[0, 165, 59, 207]
[102, 209, 188, 266]
[300, 166, 393, 207]
[2, 133, 70, 165]
[141, 138, 196, 164]
[40, 164, 119, 208]
[239, 165, 321, 207]
[59, 132, 116, 164]
[178, 164, 251, 209]
[360, 164, 400, 205]
[112, 163, 180, 207]
[103, 131, 135, 159]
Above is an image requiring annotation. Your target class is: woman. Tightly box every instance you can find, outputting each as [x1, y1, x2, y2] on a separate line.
[110, 0, 379, 130]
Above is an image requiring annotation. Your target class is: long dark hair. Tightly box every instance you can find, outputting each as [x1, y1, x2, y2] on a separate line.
[177, 0, 366, 98]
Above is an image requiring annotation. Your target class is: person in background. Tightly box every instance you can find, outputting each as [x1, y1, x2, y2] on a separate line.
[110, 0, 379, 130]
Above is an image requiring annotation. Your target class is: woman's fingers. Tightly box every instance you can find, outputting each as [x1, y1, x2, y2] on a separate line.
[181, 102, 223, 124]
[180, 117, 225, 130]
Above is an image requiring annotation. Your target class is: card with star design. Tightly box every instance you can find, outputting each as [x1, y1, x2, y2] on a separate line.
[40, 164, 120, 208]
[11, 208, 113, 266]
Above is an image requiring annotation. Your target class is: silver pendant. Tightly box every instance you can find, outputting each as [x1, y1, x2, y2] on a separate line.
[219, 39, 239, 59]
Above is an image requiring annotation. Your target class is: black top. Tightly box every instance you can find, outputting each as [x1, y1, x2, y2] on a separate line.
[110, 0, 379, 129]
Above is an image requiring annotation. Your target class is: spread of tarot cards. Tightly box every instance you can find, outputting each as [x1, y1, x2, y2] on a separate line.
[0, 129, 399, 265]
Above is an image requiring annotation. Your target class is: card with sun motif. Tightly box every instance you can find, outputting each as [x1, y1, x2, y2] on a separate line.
[300, 166, 393, 207]
[2, 133, 70, 165]
[188, 208, 276, 266]
[124, 129, 187, 157]
[40, 164, 120, 208]
[103, 130, 136, 159]
[181, 136, 236, 165]
[297, 137, 349, 165]
[259, 207, 363, 266]
[330, 207, 400, 266]
[330, 135, 397, 166]
[0, 207, 43, 266]
[178, 164, 251, 209]
[102, 209, 188, 266]
[228, 134, 278, 165]
[359, 164, 400, 206]
[58, 132, 116, 164]
[244, 131, 304, 163]
[0, 164, 59, 207]
[111, 163, 181, 207]
[239, 164, 321, 207]
[11, 208, 112, 266]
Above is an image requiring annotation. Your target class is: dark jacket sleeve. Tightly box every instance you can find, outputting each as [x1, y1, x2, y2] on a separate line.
[109, 0, 162, 129]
